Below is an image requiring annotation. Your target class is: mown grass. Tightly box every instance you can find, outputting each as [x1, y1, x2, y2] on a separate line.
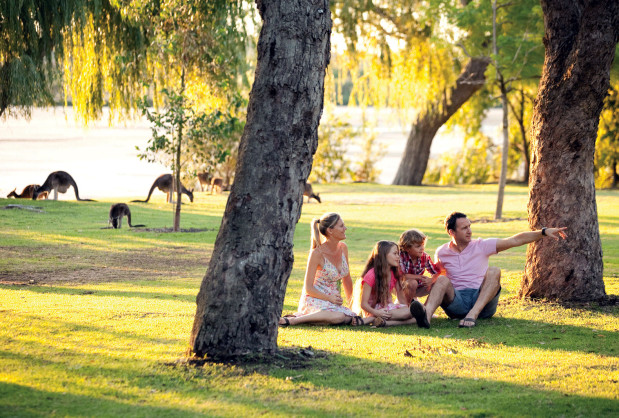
[0, 184, 617, 417]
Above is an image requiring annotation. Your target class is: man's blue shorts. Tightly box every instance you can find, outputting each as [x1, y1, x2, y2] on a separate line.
[442, 287, 501, 319]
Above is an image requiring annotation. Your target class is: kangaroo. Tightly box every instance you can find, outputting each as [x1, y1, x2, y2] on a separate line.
[210, 177, 223, 194]
[197, 172, 211, 192]
[108, 203, 146, 229]
[132, 174, 194, 203]
[303, 182, 321, 203]
[7, 184, 48, 200]
[32, 171, 95, 201]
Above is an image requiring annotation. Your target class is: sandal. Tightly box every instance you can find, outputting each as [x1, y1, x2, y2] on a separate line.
[458, 317, 477, 328]
[279, 317, 290, 327]
[372, 317, 387, 328]
[350, 315, 365, 326]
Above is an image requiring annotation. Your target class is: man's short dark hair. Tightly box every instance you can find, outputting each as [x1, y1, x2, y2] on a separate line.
[444, 212, 467, 232]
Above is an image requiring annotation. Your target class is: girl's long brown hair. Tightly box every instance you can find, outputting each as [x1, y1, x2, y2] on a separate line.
[361, 240, 400, 306]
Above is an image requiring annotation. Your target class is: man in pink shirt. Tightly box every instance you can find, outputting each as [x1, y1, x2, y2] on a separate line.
[409, 212, 567, 328]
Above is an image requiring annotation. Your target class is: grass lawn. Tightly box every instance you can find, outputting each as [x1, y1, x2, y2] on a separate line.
[1, 184, 617, 417]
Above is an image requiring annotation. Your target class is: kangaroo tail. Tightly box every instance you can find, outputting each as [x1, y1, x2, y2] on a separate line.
[70, 175, 96, 201]
[129, 224, 146, 228]
[132, 181, 157, 203]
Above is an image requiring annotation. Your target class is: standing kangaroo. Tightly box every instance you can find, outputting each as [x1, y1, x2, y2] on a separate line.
[32, 171, 95, 201]
[7, 184, 48, 200]
[303, 182, 321, 203]
[132, 174, 194, 203]
[197, 172, 211, 192]
[108, 203, 146, 229]
[210, 177, 223, 194]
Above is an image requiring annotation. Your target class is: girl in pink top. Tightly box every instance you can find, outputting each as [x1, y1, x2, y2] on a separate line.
[355, 241, 417, 327]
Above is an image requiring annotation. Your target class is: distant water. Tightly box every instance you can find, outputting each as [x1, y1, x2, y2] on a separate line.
[0, 107, 502, 198]
[0, 107, 168, 199]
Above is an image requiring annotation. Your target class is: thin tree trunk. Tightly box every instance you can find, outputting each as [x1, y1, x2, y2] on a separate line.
[393, 57, 490, 185]
[508, 89, 531, 184]
[613, 158, 618, 189]
[495, 82, 509, 220]
[190, 0, 331, 357]
[493, 0, 508, 220]
[174, 69, 185, 232]
[520, 0, 618, 301]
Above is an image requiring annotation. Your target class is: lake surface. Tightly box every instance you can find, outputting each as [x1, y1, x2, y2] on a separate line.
[0, 107, 501, 199]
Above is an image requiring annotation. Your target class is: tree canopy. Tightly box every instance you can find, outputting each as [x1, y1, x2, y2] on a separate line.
[1, 0, 251, 123]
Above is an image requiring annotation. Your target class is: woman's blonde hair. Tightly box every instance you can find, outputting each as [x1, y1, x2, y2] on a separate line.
[361, 240, 400, 307]
[310, 213, 341, 249]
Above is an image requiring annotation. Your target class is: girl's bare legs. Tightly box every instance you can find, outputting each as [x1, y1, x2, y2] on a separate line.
[279, 311, 371, 326]
[382, 307, 416, 327]
[388, 307, 413, 320]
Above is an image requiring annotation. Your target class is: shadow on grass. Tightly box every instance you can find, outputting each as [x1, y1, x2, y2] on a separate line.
[264, 351, 619, 416]
[1, 344, 616, 416]
[0, 381, 209, 417]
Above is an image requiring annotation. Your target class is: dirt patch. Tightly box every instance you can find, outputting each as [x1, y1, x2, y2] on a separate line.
[2, 204, 45, 212]
[0, 245, 209, 285]
[170, 346, 328, 370]
[135, 228, 213, 233]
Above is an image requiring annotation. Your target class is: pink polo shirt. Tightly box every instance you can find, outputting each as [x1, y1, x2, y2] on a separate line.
[435, 238, 498, 290]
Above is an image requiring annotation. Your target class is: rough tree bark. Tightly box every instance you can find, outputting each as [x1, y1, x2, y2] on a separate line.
[520, 0, 618, 301]
[190, 0, 331, 357]
[392, 57, 490, 185]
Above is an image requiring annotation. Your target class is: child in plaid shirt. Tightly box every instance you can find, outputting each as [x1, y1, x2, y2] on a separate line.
[399, 229, 440, 304]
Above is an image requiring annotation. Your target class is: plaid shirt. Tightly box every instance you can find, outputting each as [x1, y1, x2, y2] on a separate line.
[399, 250, 438, 277]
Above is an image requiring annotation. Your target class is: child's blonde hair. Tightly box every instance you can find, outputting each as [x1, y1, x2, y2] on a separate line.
[398, 229, 427, 250]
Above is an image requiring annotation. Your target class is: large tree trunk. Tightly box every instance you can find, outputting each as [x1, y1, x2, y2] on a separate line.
[392, 57, 490, 185]
[190, 0, 331, 357]
[520, 0, 618, 301]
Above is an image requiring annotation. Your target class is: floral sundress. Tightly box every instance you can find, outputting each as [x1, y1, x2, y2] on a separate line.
[295, 252, 356, 317]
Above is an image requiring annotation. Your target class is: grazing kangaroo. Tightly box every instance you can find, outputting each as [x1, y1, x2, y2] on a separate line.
[32, 171, 95, 201]
[7, 184, 48, 200]
[197, 172, 211, 192]
[132, 174, 194, 203]
[108, 203, 146, 229]
[303, 182, 321, 203]
[210, 177, 223, 194]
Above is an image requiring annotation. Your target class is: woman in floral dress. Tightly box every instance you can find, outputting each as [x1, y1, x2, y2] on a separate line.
[279, 213, 369, 326]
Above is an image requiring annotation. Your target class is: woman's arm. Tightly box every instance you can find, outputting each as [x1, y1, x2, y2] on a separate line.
[303, 250, 342, 305]
[340, 243, 353, 304]
[341, 273, 353, 305]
